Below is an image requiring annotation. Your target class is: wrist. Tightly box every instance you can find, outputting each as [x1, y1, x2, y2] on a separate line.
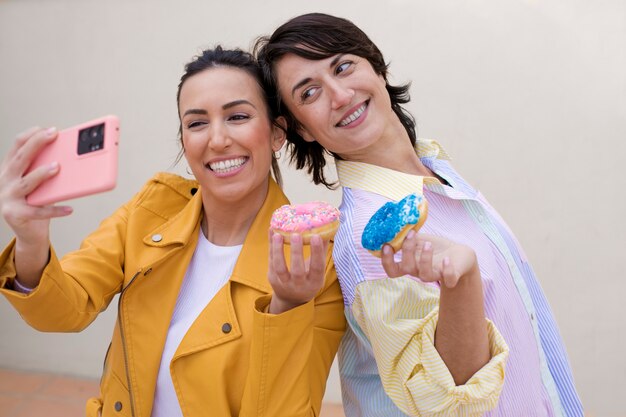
[14, 239, 50, 289]
[440, 262, 482, 295]
[268, 296, 302, 314]
[15, 237, 50, 256]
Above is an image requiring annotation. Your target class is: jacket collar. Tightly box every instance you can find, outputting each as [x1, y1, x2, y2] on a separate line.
[142, 183, 204, 249]
[141, 176, 287, 293]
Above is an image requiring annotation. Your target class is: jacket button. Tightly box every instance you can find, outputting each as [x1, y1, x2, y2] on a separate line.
[114, 401, 123, 411]
[222, 323, 232, 333]
[151, 234, 163, 242]
[190, 187, 198, 195]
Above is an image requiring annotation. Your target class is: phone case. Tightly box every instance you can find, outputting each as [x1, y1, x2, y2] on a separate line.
[25, 115, 119, 206]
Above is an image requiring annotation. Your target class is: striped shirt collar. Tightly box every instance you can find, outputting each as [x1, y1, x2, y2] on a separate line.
[336, 138, 452, 201]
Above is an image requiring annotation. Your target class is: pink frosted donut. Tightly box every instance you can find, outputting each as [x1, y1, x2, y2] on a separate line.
[270, 201, 340, 244]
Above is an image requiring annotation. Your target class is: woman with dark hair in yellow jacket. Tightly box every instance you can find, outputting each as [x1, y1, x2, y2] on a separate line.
[0, 47, 346, 417]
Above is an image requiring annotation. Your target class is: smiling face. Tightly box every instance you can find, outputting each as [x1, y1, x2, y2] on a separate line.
[275, 53, 397, 162]
[178, 66, 285, 207]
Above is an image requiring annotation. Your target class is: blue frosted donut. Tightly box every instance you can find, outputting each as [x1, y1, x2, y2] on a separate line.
[361, 193, 428, 256]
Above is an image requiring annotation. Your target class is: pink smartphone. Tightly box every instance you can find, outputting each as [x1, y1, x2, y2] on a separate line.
[26, 115, 120, 206]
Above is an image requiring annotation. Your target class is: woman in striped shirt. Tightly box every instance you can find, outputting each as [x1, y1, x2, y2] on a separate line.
[255, 12, 583, 417]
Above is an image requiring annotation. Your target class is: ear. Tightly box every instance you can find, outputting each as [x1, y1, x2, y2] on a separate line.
[271, 116, 287, 152]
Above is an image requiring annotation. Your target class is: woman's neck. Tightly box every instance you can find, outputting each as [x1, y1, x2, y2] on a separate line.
[345, 118, 434, 177]
[200, 183, 267, 246]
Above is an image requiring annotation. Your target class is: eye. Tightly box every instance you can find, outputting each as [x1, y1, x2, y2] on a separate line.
[187, 120, 207, 130]
[228, 113, 251, 122]
[300, 86, 320, 103]
[336, 61, 354, 75]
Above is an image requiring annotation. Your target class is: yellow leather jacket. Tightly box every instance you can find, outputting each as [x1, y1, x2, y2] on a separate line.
[0, 173, 346, 417]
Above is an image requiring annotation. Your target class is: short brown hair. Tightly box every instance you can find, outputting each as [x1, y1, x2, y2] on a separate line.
[255, 13, 416, 188]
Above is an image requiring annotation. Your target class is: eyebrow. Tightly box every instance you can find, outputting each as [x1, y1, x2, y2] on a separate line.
[223, 99, 256, 110]
[182, 99, 256, 117]
[290, 54, 346, 98]
[182, 109, 207, 117]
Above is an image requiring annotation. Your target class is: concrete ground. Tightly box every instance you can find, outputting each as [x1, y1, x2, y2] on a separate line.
[0, 367, 345, 417]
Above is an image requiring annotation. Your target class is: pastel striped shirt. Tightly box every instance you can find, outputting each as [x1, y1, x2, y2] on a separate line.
[333, 139, 583, 416]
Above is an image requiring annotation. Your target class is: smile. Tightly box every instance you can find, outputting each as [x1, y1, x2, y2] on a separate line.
[208, 157, 247, 174]
[337, 101, 368, 127]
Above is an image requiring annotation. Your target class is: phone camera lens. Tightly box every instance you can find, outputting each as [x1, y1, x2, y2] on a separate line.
[77, 123, 105, 155]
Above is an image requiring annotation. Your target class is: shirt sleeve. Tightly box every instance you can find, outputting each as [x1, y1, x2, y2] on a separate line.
[239, 249, 346, 417]
[0, 196, 133, 332]
[350, 276, 509, 417]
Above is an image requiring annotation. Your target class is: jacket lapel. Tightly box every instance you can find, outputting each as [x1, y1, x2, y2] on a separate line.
[119, 189, 203, 417]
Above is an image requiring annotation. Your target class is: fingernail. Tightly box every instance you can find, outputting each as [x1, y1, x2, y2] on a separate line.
[424, 241, 432, 251]
[383, 245, 391, 254]
[49, 162, 59, 171]
[407, 230, 415, 240]
[46, 127, 57, 137]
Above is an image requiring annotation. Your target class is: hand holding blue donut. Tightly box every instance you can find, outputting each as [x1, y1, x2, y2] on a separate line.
[363, 193, 478, 288]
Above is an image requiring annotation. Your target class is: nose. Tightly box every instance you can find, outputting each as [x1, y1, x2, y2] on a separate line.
[328, 80, 354, 110]
[208, 122, 231, 151]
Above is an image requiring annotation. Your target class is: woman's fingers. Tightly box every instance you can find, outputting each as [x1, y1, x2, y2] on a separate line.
[5, 203, 73, 222]
[270, 232, 289, 281]
[2, 127, 60, 204]
[289, 233, 306, 279]
[378, 232, 477, 287]
[307, 234, 326, 282]
[381, 235, 442, 282]
[381, 244, 402, 277]
[441, 257, 461, 288]
[399, 230, 418, 276]
[382, 230, 421, 278]
[6, 127, 57, 177]
[2, 127, 41, 164]
[3, 127, 41, 164]
[267, 232, 330, 311]
[13, 162, 60, 198]
[416, 240, 436, 282]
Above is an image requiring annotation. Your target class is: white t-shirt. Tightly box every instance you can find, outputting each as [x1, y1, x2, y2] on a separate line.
[151, 230, 242, 417]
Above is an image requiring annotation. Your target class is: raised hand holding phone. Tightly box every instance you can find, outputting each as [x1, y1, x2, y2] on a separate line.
[0, 116, 119, 288]
[25, 115, 119, 206]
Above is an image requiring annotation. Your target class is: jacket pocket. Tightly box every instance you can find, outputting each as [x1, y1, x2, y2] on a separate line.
[101, 371, 132, 417]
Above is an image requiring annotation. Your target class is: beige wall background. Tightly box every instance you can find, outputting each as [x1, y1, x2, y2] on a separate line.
[1, 0, 624, 415]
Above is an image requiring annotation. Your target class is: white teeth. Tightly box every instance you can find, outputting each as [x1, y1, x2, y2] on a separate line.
[338, 103, 367, 127]
[209, 157, 246, 173]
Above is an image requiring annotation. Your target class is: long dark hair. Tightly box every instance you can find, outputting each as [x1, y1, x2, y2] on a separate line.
[255, 13, 416, 188]
[176, 46, 282, 186]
